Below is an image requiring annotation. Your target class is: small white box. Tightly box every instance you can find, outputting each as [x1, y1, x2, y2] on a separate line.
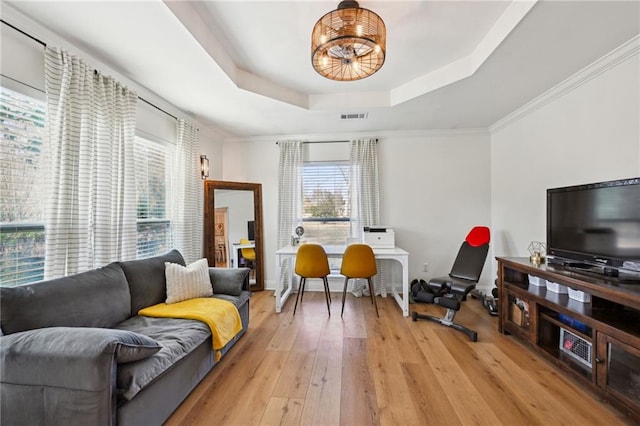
[363, 226, 395, 248]
[568, 287, 591, 303]
[546, 281, 568, 294]
[528, 275, 546, 287]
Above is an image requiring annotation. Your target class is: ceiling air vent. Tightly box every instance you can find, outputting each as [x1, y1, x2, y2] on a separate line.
[340, 113, 368, 120]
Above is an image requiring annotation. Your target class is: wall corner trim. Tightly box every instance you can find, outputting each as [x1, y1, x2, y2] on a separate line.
[489, 34, 640, 134]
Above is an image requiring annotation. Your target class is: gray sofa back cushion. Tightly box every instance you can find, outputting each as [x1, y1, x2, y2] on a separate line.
[0, 263, 131, 334]
[210, 267, 250, 296]
[118, 250, 185, 316]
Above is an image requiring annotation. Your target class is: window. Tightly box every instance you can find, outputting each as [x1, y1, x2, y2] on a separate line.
[0, 86, 46, 286]
[134, 136, 172, 258]
[302, 161, 350, 245]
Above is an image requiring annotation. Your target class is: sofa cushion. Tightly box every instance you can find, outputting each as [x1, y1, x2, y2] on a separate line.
[0, 327, 160, 391]
[115, 316, 211, 400]
[165, 258, 212, 304]
[108, 329, 162, 363]
[212, 291, 251, 309]
[118, 250, 186, 316]
[0, 263, 130, 334]
[210, 267, 250, 296]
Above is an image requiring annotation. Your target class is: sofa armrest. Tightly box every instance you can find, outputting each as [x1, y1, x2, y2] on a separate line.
[0, 327, 160, 426]
[208, 267, 251, 295]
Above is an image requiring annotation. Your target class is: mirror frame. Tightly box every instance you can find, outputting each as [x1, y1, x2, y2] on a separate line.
[204, 180, 264, 291]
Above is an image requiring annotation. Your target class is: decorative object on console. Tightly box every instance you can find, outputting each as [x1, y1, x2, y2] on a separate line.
[311, 0, 386, 81]
[200, 155, 209, 179]
[528, 241, 546, 264]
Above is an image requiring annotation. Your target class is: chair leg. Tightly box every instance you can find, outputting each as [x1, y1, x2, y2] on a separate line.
[341, 277, 350, 317]
[322, 276, 331, 316]
[367, 278, 379, 317]
[293, 277, 306, 315]
[299, 278, 307, 304]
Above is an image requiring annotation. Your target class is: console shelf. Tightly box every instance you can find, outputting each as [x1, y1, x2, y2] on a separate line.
[498, 257, 640, 421]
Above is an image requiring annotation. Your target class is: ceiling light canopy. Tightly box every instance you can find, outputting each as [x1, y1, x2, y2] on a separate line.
[311, 0, 386, 81]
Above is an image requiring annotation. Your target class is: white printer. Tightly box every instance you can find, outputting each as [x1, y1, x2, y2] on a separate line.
[363, 226, 395, 248]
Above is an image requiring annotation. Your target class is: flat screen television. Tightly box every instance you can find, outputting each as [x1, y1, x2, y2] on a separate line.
[247, 220, 255, 241]
[546, 177, 640, 277]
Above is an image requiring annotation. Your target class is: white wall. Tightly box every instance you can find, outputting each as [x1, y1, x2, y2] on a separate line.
[1, 7, 226, 179]
[380, 132, 492, 287]
[221, 131, 493, 291]
[490, 38, 640, 280]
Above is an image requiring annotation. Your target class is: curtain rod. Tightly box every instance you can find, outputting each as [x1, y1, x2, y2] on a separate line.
[0, 73, 45, 94]
[276, 139, 378, 145]
[139, 96, 177, 121]
[2, 19, 179, 122]
[1, 20, 45, 46]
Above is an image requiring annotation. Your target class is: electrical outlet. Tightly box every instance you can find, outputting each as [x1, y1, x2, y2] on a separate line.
[423, 263, 429, 272]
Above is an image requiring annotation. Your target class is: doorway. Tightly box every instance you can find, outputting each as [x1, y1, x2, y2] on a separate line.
[214, 207, 228, 267]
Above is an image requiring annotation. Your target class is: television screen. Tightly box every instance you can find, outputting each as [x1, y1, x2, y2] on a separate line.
[248, 220, 255, 241]
[547, 177, 640, 271]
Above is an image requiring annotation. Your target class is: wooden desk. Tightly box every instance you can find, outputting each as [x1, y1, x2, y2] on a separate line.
[275, 245, 410, 316]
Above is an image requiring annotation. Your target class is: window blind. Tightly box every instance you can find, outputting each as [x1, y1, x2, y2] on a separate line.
[302, 161, 350, 245]
[0, 86, 46, 286]
[134, 136, 171, 259]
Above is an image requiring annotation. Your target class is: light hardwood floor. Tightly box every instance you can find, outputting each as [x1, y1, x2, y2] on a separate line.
[166, 289, 632, 425]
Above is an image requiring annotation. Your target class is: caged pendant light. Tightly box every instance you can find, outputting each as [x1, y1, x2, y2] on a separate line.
[311, 0, 386, 81]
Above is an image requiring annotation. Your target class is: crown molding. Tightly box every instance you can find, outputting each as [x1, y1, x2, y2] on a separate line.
[391, 0, 537, 106]
[224, 128, 489, 144]
[489, 34, 640, 134]
[166, 0, 535, 110]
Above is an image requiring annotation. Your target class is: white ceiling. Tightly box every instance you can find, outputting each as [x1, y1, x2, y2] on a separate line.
[6, 0, 640, 138]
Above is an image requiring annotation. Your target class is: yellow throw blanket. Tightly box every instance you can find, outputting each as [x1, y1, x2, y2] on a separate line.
[138, 298, 243, 361]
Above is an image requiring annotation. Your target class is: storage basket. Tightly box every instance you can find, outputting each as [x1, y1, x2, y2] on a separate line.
[568, 287, 591, 303]
[546, 281, 568, 294]
[559, 328, 592, 369]
[528, 275, 546, 287]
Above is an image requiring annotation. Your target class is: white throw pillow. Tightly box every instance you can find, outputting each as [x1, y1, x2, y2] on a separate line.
[165, 258, 212, 304]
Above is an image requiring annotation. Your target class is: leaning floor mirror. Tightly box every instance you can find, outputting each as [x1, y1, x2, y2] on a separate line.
[204, 180, 264, 291]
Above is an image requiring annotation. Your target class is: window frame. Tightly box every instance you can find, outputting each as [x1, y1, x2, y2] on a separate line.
[134, 135, 173, 259]
[0, 84, 46, 286]
[301, 160, 351, 245]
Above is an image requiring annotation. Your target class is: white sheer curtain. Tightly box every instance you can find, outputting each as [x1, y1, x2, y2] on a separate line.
[349, 138, 385, 295]
[171, 119, 202, 264]
[44, 46, 138, 278]
[277, 140, 303, 291]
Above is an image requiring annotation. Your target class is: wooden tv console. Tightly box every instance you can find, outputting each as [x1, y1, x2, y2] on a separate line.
[497, 257, 640, 421]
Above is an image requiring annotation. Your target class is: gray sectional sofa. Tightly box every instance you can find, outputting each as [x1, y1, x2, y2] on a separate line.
[0, 250, 250, 425]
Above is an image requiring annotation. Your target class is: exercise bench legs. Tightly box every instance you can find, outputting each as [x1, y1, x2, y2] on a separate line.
[412, 279, 478, 342]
